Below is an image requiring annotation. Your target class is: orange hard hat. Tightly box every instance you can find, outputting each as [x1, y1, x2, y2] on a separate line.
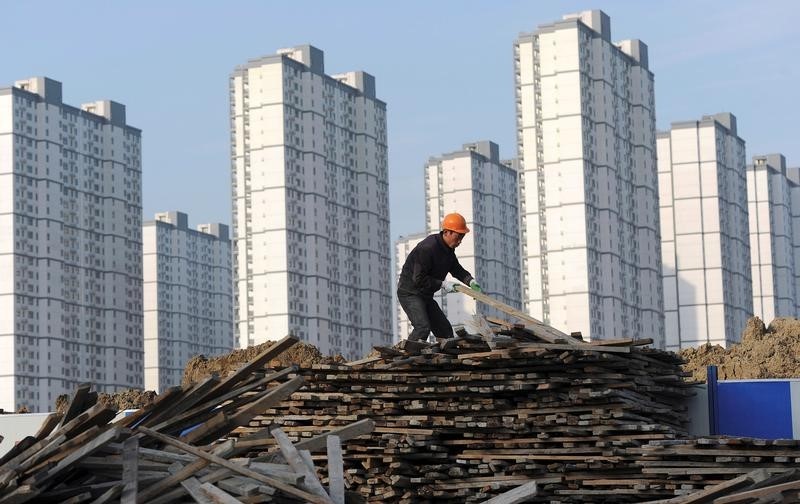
[441, 213, 469, 234]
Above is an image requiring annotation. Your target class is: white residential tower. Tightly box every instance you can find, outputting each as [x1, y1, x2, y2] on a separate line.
[143, 212, 233, 392]
[515, 10, 663, 345]
[0, 77, 143, 412]
[747, 154, 798, 324]
[657, 113, 752, 349]
[231, 45, 391, 360]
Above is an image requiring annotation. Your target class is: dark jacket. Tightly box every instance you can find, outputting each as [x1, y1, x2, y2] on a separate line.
[397, 232, 473, 297]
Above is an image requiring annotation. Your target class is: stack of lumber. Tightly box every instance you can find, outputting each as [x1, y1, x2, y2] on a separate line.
[236, 332, 697, 502]
[220, 286, 697, 503]
[632, 440, 800, 503]
[643, 467, 800, 503]
[229, 287, 800, 503]
[0, 335, 373, 504]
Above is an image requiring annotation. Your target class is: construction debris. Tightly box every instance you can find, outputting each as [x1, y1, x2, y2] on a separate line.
[680, 316, 800, 382]
[6, 294, 800, 502]
[0, 335, 373, 504]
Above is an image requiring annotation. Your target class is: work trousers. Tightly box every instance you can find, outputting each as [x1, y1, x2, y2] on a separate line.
[397, 290, 453, 342]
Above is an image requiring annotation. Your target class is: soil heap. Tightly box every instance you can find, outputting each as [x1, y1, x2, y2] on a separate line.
[181, 339, 344, 388]
[54, 389, 157, 413]
[680, 316, 800, 382]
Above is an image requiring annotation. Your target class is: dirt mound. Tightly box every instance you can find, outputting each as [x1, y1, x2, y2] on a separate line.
[182, 339, 343, 388]
[97, 390, 157, 411]
[54, 389, 157, 414]
[680, 316, 800, 382]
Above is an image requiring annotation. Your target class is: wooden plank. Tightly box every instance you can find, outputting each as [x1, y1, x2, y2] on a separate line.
[217, 476, 261, 496]
[479, 481, 538, 504]
[180, 477, 215, 504]
[184, 375, 304, 446]
[135, 439, 235, 503]
[293, 419, 375, 454]
[588, 337, 654, 347]
[271, 428, 333, 503]
[714, 478, 800, 504]
[659, 469, 769, 504]
[89, 484, 123, 504]
[0, 436, 38, 468]
[344, 356, 382, 367]
[33, 413, 63, 441]
[203, 335, 298, 400]
[326, 435, 344, 504]
[151, 366, 297, 435]
[118, 387, 183, 429]
[121, 436, 139, 504]
[138, 426, 332, 504]
[61, 383, 92, 425]
[141, 375, 220, 428]
[453, 285, 573, 344]
[246, 462, 304, 484]
[198, 482, 243, 504]
[24, 425, 122, 487]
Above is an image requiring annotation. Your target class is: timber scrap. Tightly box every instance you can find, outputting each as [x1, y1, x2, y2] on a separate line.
[0, 335, 373, 504]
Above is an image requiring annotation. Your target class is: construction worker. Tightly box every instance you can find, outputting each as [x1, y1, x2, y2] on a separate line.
[397, 212, 482, 342]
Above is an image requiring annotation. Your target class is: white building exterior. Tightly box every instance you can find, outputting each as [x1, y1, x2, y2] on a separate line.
[657, 113, 752, 350]
[747, 154, 798, 323]
[791, 167, 800, 316]
[0, 77, 143, 412]
[515, 10, 663, 345]
[231, 45, 391, 360]
[425, 141, 522, 325]
[143, 212, 233, 393]
[394, 233, 425, 342]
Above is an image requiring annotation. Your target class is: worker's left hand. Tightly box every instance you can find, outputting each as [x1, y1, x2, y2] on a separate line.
[469, 280, 482, 292]
[441, 281, 459, 293]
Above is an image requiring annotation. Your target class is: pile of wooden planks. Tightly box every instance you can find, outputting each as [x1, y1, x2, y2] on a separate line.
[0, 335, 373, 503]
[226, 321, 703, 502]
[642, 467, 800, 503]
[226, 301, 800, 502]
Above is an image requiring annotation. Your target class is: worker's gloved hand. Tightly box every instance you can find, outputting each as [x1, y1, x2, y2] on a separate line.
[469, 279, 482, 292]
[441, 281, 459, 293]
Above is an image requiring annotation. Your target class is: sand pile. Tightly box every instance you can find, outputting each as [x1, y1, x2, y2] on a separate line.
[680, 317, 800, 382]
[181, 339, 344, 388]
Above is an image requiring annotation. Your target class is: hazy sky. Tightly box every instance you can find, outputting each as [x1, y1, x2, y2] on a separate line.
[2, 0, 798, 244]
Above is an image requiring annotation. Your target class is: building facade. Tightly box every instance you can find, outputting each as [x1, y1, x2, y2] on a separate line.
[515, 10, 663, 345]
[425, 141, 522, 325]
[657, 113, 752, 350]
[143, 212, 233, 393]
[747, 154, 798, 323]
[231, 45, 391, 360]
[0, 77, 142, 412]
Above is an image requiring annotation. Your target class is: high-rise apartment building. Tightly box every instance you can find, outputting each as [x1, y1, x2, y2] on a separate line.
[0, 77, 142, 412]
[792, 168, 800, 316]
[515, 10, 663, 345]
[657, 113, 752, 350]
[143, 212, 233, 392]
[747, 154, 798, 323]
[425, 141, 521, 323]
[231, 45, 390, 360]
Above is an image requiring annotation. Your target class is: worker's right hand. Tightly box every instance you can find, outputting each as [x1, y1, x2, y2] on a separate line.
[441, 281, 459, 293]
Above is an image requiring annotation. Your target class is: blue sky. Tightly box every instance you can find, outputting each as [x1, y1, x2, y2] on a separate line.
[2, 1, 798, 243]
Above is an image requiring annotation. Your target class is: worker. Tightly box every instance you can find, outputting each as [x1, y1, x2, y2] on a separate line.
[397, 212, 482, 342]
